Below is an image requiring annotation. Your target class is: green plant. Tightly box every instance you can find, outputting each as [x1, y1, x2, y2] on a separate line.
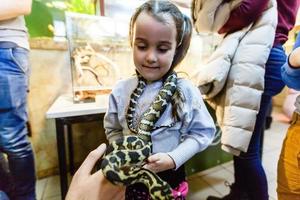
[25, 0, 54, 37]
[46, 0, 95, 15]
[25, 0, 96, 37]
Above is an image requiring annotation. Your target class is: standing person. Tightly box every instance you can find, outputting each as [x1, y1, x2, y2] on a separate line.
[277, 34, 300, 200]
[192, 0, 277, 159]
[201, 0, 300, 199]
[0, 1, 36, 200]
[102, 0, 216, 199]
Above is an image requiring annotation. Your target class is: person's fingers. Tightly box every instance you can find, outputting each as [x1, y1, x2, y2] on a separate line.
[105, 185, 125, 200]
[77, 143, 107, 175]
[95, 143, 107, 155]
[95, 169, 125, 200]
[147, 154, 160, 162]
[143, 163, 158, 172]
[143, 164, 150, 170]
[111, 187, 125, 200]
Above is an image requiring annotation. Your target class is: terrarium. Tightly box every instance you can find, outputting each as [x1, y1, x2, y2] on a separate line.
[65, 12, 131, 103]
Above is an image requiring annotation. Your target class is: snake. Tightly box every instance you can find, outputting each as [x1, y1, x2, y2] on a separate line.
[101, 71, 178, 199]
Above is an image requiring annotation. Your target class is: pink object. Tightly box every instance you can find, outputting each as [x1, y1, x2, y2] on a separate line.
[172, 181, 189, 199]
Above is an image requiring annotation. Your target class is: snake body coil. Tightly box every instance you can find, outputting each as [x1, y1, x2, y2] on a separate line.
[101, 72, 177, 199]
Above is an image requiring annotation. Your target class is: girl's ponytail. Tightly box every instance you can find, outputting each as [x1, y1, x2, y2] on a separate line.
[172, 14, 192, 68]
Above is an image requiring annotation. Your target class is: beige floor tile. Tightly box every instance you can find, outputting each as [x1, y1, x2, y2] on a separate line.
[36, 178, 48, 200]
[268, 180, 278, 200]
[190, 165, 224, 178]
[263, 151, 279, 180]
[265, 167, 277, 183]
[43, 175, 61, 199]
[43, 195, 61, 200]
[262, 151, 280, 182]
[200, 168, 234, 196]
[263, 121, 288, 153]
[187, 177, 220, 200]
[220, 161, 234, 173]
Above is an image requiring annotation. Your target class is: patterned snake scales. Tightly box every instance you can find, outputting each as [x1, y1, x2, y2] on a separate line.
[101, 72, 178, 199]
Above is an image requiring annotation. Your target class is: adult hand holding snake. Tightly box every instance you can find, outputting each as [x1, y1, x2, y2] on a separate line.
[143, 153, 176, 173]
[66, 144, 125, 200]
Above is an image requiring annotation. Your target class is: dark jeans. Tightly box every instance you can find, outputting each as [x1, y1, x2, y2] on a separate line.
[0, 47, 36, 200]
[0, 190, 9, 200]
[233, 45, 286, 200]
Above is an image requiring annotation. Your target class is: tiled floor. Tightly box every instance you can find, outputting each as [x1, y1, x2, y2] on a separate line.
[36, 109, 289, 200]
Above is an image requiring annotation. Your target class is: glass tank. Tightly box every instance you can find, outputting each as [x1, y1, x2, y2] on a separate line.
[65, 12, 131, 103]
[65, 2, 220, 103]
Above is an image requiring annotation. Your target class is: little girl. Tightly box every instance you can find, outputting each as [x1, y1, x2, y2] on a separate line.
[102, 0, 216, 199]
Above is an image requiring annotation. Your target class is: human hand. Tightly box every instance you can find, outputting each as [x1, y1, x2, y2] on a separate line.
[143, 153, 176, 173]
[289, 47, 300, 68]
[65, 143, 125, 200]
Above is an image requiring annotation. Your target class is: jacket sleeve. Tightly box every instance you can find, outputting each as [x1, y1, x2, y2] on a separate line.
[281, 59, 300, 91]
[103, 92, 123, 143]
[219, 0, 269, 34]
[281, 34, 300, 90]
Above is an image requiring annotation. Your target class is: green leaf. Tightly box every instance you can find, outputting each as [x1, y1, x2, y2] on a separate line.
[25, 1, 54, 37]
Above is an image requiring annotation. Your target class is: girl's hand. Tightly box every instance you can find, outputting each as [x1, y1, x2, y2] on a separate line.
[143, 153, 176, 173]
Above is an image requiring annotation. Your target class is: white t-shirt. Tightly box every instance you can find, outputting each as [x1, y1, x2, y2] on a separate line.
[0, 16, 29, 50]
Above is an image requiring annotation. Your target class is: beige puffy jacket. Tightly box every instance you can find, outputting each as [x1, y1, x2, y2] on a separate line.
[192, 0, 277, 155]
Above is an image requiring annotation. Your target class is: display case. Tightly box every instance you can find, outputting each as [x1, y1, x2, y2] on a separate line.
[64, 4, 220, 104]
[65, 12, 132, 103]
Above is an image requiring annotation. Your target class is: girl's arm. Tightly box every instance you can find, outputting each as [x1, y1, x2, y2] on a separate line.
[144, 83, 215, 172]
[218, 0, 269, 34]
[0, 0, 32, 20]
[103, 93, 123, 143]
[168, 84, 216, 169]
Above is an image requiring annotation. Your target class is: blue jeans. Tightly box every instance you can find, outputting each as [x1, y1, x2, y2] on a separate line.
[0, 47, 36, 200]
[233, 45, 286, 200]
[0, 190, 9, 200]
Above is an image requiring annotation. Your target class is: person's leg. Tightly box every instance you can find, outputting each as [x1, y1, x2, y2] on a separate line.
[0, 153, 13, 194]
[207, 46, 287, 200]
[234, 94, 270, 200]
[264, 100, 273, 130]
[233, 45, 286, 200]
[277, 113, 300, 200]
[0, 47, 36, 200]
[208, 99, 273, 200]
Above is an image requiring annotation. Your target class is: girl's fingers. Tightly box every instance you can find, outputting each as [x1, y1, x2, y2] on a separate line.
[147, 154, 160, 162]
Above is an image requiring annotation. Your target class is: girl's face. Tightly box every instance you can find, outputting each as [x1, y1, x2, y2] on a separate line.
[132, 12, 177, 82]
